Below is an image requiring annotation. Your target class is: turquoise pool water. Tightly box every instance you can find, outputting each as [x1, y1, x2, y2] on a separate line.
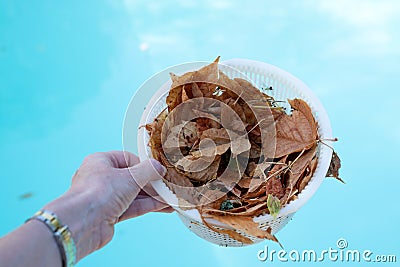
[1, 1, 399, 266]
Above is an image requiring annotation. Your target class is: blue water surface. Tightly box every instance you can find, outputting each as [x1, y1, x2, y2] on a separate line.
[1, 1, 399, 266]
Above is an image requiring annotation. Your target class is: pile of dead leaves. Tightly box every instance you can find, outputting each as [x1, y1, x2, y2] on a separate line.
[145, 57, 341, 245]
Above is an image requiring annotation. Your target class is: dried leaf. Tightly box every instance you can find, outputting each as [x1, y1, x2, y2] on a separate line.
[200, 128, 230, 144]
[298, 157, 318, 192]
[203, 201, 267, 217]
[191, 82, 203, 97]
[265, 177, 285, 199]
[201, 215, 254, 244]
[191, 142, 230, 158]
[163, 123, 189, 149]
[274, 99, 317, 158]
[249, 141, 261, 158]
[220, 102, 248, 132]
[285, 145, 316, 188]
[205, 214, 280, 244]
[237, 177, 253, 189]
[326, 151, 344, 183]
[166, 58, 220, 111]
[252, 162, 271, 179]
[230, 134, 251, 157]
[193, 109, 219, 122]
[175, 155, 221, 183]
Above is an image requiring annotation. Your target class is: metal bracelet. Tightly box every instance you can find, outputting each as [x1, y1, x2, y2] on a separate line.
[28, 210, 76, 267]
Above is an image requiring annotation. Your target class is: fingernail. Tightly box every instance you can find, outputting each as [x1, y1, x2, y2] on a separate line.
[150, 158, 166, 177]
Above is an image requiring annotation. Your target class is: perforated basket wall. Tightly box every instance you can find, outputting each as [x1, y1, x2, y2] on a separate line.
[137, 59, 333, 247]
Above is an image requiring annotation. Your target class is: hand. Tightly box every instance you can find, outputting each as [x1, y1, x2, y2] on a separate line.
[44, 151, 171, 262]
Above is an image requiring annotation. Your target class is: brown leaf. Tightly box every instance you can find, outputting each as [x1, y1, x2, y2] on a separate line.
[166, 58, 220, 111]
[298, 157, 318, 192]
[197, 187, 228, 206]
[326, 151, 344, 183]
[193, 109, 220, 123]
[217, 166, 242, 190]
[163, 165, 193, 187]
[285, 145, 317, 189]
[266, 155, 288, 179]
[201, 215, 254, 244]
[203, 202, 267, 217]
[200, 128, 230, 144]
[223, 98, 247, 122]
[274, 98, 317, 158]
[265, 177, 285, 199]
[242, 183, 267, 199]
[230, 132, 251, 157]
[252, 162, 271, 179]
[163, 123, 190, 149]
[191, 142, 230, 158]
[237, 177, 253, 189]
[249, 141, 261, 158]
[205, 214, 280, 244]
[182, 84, 190, 102]
[175, 155, 221, 183]
[191, 82, 203, 98]
[166, 80, 183, 112]
[220, 102, 248, 132]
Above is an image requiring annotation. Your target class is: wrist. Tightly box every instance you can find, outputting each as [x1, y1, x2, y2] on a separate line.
[43, 189, 101, 262]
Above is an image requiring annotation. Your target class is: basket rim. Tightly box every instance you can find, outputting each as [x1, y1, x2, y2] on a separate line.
[136, 58, 333, 225]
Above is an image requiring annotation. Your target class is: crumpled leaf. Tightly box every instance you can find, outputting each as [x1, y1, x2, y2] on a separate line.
[285, 145, 316, 188]
[203, 201, 267, 217]
[221, 102, 248, 132]
[252, 162, 271, 179]
[163, 122, 198, 149]
[298, 157, 318, 192]
[175, 155, 221, 183]
[326, 151, 344, 183]
[200, 128, 230, 144]
[166, 57, 220, 112]
[274, 99, 318, 158]
[265, 177, 285, 199]
[230, 134, 251, 157]
[201, 215, 254, 244]
[204, 214, 280, 245]
[191, 142, 230, 158]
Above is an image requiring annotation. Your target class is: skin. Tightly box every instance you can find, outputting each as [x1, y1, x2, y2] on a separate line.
[0, 151, 172, 267]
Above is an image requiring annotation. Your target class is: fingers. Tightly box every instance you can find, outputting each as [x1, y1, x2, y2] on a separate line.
[118, 197, 171, 222]
[156, 206, 175, 213]
[124, 159, 166, 189]
[139, 184, 159, 198]
[87, 151, 140, 169]
[109, 151, 140, 168]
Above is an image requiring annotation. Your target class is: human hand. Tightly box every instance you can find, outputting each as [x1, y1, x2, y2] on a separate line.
[44, 151, 171, 262]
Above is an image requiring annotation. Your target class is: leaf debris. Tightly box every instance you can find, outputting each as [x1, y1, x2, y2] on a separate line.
[145, 57, 342, 245]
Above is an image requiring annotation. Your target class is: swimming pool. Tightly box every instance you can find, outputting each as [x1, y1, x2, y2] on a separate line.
[1, 1, 399, 266]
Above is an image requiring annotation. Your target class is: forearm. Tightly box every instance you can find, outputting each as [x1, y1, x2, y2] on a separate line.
[0, 190, 100, 267]
[0, 220, 61, 267]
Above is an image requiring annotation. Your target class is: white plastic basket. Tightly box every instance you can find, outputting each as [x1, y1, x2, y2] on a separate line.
[136, 59, 333, 247]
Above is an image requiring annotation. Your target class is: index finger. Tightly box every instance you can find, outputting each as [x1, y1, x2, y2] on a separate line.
[104, 150, 140, 168]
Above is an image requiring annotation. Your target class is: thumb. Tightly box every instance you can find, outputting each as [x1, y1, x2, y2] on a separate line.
[126, 159, 166, 190]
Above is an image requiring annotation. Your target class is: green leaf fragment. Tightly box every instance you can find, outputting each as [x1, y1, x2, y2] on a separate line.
[267, 194, 281, 219]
